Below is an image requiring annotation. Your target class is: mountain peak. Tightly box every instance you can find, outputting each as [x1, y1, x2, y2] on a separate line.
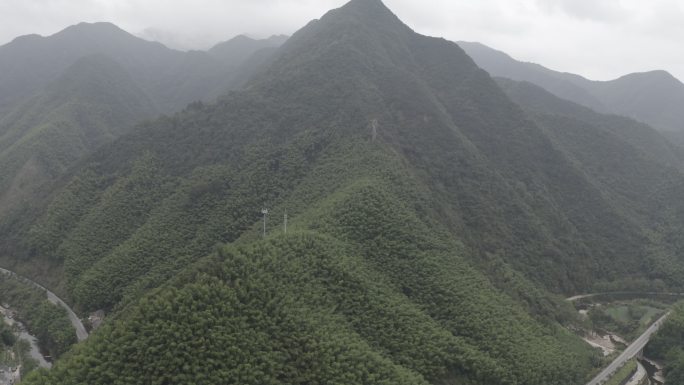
[7, 34, 41, 45]
[61, 21, 128, 36]
[343, 0, 389, 11]
[333, 0, 399, 23]
[613, 69, 683, 88]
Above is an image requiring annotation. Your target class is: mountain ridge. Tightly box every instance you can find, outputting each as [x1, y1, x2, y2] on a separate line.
[0, 54, 157, 220]
[459, 41, 684, 132]
[0, 21, 287, 116]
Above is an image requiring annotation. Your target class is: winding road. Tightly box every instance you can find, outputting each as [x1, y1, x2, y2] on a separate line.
[0, 267, 88, 341]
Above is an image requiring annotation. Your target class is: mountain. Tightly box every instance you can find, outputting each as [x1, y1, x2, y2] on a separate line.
[459, 41, 684, 133]
[0, 22, 172, 116]
[7, 0, 684, 384]
[588, 70, 684, 134]
[209, 34, 288, 67]
[0, 22, 287, 117]
[0, 22, 288, 224]
[496, 78, 684, 284]
[9, 0, 613, 383]
[0, 54, 156, 218]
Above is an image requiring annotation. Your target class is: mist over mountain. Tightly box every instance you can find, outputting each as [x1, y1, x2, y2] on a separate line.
[0, 22, 287, 117]
[0, 1, 683, 384]
[0, 54, 156, 218]
[0, 22, 287, 227]
[209, 34, 288, 65]
[460, 41, 684, 133]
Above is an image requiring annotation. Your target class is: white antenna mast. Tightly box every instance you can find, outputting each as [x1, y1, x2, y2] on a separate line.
[261, 208, 268, 237]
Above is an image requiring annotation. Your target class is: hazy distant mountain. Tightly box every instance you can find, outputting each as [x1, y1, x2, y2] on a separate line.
[0, 22, 172, 115]
[460, 41, 684, 132]
[589, 70, 684, 134]
[0, 54, 156, 216]
[499, 77, 684, 217]
[209, 34, 288, 67]
[0, 23, 291, 224]
[0, 22, 287, 116]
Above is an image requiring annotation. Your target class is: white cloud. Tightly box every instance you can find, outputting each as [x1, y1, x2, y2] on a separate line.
[534, 0, 630, 22]
[387, 0, 684, 81]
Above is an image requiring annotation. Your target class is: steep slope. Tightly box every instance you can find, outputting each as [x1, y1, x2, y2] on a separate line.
[460, 41, 684, 133]
[497, 78, 684, 287]
[3, 0, 619, 383]
[495, 78, 684, 171]
[0, 54, 156, 217]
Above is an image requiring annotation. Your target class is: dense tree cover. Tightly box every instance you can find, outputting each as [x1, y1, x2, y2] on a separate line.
[0, 54, 157, 229]
[0, 28, 286, 257]
[645, 302, 684, 383]
[13, 0, 675, 313]
[499, 78, 684, 290]
[23, 229, 597, 385]
[0, 276, 76, 358]
[4, 0, 684, 383]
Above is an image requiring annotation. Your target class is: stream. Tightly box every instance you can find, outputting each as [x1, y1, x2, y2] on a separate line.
[639, 357, 665, 385]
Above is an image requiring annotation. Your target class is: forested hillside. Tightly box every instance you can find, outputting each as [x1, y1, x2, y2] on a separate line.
[0, 55, 156, 219]
[2, 0, 684, 384]
[497, 78, 684, 287]
[0, 23, 287, 268]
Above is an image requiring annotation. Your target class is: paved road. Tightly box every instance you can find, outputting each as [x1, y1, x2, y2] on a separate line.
[585, 312, 670, 385]
[567, 291, 684, 302]
[0, 267, 88, 341]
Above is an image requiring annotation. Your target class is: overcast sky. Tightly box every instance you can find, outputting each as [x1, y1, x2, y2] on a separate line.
[0, 0, 682, 81]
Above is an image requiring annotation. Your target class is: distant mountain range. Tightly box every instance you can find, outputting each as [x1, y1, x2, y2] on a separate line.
[0, 24, 287, 220]
[460, 41, 684, 133]
[0, 22, 287, 116]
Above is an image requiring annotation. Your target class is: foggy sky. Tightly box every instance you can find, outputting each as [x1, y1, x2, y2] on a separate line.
[0, 0, 682, 82]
